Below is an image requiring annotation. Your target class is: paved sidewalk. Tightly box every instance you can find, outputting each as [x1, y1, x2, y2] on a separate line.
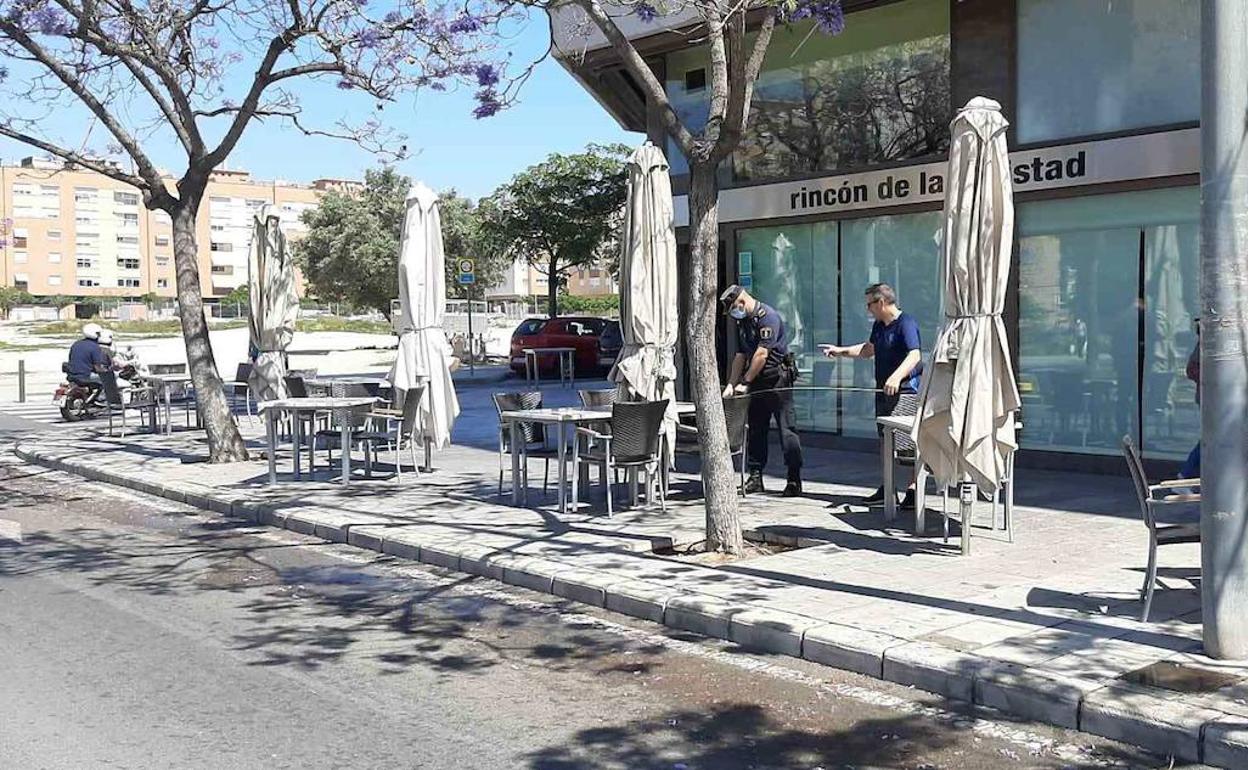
[10, 385, 1247, 767]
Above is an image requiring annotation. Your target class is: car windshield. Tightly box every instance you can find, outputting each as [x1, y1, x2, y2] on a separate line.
[515, 319, 546, 336]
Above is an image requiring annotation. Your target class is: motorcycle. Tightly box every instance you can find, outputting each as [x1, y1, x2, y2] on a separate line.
[54, 362, 139, 422]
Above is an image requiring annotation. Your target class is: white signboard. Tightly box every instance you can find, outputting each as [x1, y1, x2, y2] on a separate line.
[672, 128, 1199, 227]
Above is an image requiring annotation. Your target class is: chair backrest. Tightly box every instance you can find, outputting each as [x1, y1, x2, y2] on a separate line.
[99, 370, 125, 407]
[1121, 435, 1155, 529]
[723, 396, 750, 453]
[579, 388, 618, 408]
[234, 362, 252, 382]
[493, 391, 545, 446]
[611, 399, 669, 459]
[398, 385, 426, 440]
[284, 376, 308, 398]
[331, 382, 373, 428]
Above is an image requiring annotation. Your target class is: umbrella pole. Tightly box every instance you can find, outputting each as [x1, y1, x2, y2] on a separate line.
[959, 480, 973, 555]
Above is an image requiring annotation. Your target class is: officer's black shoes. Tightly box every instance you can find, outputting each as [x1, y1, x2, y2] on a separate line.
[899, 488, 918, 510]
[863, 486, 893, 505]
[742, 471, 765, 494]
[782, 480, 803, 497]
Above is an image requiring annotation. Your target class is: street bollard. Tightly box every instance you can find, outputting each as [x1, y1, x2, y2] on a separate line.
[17, 359, 25, 403]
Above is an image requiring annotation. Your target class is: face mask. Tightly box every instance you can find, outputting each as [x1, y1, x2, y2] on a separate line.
[729, 307, 748, 320]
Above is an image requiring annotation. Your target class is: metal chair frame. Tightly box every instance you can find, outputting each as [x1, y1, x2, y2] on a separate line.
[572, 399, 670, 517]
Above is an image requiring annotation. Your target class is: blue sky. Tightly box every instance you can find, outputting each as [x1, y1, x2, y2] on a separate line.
[0, 14, 636, 201]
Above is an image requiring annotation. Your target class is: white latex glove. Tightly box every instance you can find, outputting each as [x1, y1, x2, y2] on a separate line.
[721, 384, 734, 398]
[734, 383, 749, 395]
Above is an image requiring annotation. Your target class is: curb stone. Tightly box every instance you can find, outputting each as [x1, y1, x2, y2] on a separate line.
[10, 441, 1244, 769]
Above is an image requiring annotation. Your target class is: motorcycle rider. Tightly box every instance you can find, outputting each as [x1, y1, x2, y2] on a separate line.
[65, 322, 109, 395]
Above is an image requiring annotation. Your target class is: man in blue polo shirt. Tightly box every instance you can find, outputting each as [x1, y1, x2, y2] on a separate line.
[66, 322, 109, 391]
[821, 283, 923, 509]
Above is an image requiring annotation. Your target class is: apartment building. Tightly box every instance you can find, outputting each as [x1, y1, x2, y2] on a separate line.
[0, 158, 357, 301]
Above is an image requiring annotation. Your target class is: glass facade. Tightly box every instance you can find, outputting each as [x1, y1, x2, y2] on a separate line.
[1017, 0, 1200, 143]
[663, 0, 950, 183]
[734, 210, 941, 436]
[1017, 187, 1199, 460]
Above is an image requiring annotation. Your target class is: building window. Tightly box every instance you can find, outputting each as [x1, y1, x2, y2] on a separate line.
[13, 251, 26, 263]
[48, 252, 61, 263]
[73, 187, 97, 203]
[156, 278, 168, 288]
[117, 257, 141, 270]
[117, 278, 141, 288]
[155, 256, 170, 266]
[210, 265, 233, 274]
[1017, 0, 1199, 143]
[155, 235, 170, 246]
[666, 0, 950, 181]
[47, 229, 60, 240]
[1018, 187, 1199, 461]
[76, 257, 95, 269]
[75, 235, 98, 248]
[13, 184, 33, 196]
[116, 212, 139, 226]
[77, 278, 100, 288]
[47, 275, 61, 286]
[246, 198, 267, 209]
[113, 191, 139, 206]
[12, 235, 27, 249]
[210, 241, 232, 252]
[14, 273, 28, 290]
[116, 235, 139, 245]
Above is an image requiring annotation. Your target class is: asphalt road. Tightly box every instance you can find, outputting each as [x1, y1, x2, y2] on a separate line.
[0, 446, 1198, 770]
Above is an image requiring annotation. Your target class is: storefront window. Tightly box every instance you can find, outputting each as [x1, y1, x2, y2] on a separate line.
[1017, 0, 1199, 144]
[735, 222, 838, 432]
[737, 0, 950, 182]
[1017, 187, 1198, 458]
[838, 212, 942, 438]
[663, 0, 949, 184]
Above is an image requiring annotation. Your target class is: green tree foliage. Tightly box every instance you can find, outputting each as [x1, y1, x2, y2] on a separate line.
[477, 144, 629, 317]
[296, 168, 502, 317]
[0, 286, 32, 318]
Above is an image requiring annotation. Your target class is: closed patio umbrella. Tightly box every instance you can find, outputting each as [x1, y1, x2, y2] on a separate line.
[388, 182, 459, 452]
[247, 204, 298, 402]
[610, 142, 678, 467]
[914, 97, 1021, 544]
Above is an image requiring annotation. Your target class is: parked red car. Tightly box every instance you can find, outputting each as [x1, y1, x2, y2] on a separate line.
[510, 316, 622, 376]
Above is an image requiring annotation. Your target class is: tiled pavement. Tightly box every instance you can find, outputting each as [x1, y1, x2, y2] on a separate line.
[9, 378, 1247, 766]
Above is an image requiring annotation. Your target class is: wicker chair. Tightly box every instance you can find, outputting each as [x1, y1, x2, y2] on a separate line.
[355, 384, 427, 481]
[1122, 435, 1201, 621]
[572, 399, 670, 516]
[673, 396, 749, 495]
[315, 382, 376, 473]
[100, 369, 156, 437]
[223, 362, 253, 417]
[493, 391, 559, 500]
[578, 388, 618, 408]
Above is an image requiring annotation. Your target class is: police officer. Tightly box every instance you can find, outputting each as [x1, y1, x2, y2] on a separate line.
[721, 284, 803, 496]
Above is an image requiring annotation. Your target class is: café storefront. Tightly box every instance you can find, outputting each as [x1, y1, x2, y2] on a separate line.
[554, 0, 1202, 467]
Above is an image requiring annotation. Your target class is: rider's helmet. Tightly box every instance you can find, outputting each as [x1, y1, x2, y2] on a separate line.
[82, 322, 102, 340]
[98, 329, 114, 346]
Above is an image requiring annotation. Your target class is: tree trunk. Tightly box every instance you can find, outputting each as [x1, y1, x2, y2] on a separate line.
[688, 162, 743, 554]
[547, 259, 559, 318]
[170, 198, 249, 462]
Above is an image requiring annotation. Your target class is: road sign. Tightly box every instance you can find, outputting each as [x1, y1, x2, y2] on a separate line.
[457, 258, 475, 285]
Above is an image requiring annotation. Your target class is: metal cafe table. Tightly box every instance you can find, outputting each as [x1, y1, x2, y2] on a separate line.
[143, 372, 195, 435]
[259, 396, 376, 486]
[502, 402, 699, 515]
[522, 347, 577, 388]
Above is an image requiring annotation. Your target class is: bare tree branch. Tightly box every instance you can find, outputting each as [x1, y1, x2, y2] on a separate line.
[0, 123, 146, 188]
[717, 9, 774, 159]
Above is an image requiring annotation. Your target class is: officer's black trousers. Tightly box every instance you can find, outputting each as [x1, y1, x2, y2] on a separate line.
[746, 381, 802, 480]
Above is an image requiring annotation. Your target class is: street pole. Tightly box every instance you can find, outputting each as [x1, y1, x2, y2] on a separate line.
[1200, 0, 1248, 658]
[467, 288, 475, 377]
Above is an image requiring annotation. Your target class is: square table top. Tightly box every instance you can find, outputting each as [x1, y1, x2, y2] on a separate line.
[258, 396, 377, 413]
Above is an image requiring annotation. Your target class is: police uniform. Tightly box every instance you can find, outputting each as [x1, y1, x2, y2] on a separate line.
[735, 300, 803, 483]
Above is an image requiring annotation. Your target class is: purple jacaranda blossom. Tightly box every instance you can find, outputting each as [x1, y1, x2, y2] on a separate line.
[29, 5, 70, 35]
[356, 27, 381, 48]
[447, 13, 481, 34]
[203, 36, 220, 49]
[429, 81, 446, 91]
[384, 10, 402, 24]
[472, 88, 500, 118]
[337, 78, 355, 90]
[475, 63, 499, 87]
[776, 0, 844, 35]
[634, 2, 658, 23]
